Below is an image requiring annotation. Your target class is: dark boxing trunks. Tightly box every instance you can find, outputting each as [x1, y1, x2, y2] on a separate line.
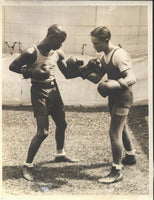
[31, 80, 65, 118]
[108, 87, 133, 113]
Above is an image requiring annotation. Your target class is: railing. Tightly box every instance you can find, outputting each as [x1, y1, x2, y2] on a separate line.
[81, 43, 87, 55]
[4, 41, 23, 55]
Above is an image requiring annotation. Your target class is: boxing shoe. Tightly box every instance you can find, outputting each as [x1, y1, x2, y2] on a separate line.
[98, 166, 123, 184]
[54, 156, 78, 163]
[122, 154, 136, 165]
[22, 163, 34, 182]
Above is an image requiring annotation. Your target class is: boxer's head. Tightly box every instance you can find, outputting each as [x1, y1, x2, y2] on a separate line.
[91, 26, 111, 52]
[47, 24, 67, 42]
[45, 24, 67, 50]
[91, 26, 111, 42]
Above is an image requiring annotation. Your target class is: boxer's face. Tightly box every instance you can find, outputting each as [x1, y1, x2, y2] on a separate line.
[91, 36, 107, 53]
[47, 34, 66, 50]
[52, 39, 63, 50]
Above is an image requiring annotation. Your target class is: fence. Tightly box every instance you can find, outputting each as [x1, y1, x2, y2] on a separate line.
[2, 6, 148, 57]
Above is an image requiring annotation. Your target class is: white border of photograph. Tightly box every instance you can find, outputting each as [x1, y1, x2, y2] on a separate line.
[0, 1, 153, 200]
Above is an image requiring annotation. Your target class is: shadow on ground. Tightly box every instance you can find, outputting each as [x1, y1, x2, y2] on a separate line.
[3, 162, 110, 191]
[128, 105, 149, 157]
[2, 104, 149, 194]
[2, 104, 149, 157]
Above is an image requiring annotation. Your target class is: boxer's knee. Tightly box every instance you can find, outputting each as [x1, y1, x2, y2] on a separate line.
[57, 120, 67, 131]
[61, 120, 67, 130]
[37, 128, 49, 140]
[109, 106, 128, 136]
[97, 82, 105, 97]
[111, 106, 129, 117]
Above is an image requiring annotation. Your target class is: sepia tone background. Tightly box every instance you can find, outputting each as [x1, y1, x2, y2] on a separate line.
[1, 3, 152, 197]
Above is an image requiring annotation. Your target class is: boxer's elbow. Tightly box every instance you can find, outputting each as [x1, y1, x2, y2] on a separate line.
[123, 68, 136, 86]
[9, 63, 21, 74]
[132, 74, 136, 84]
[62, 69, 81, 79]
[62, 71, 72, 79]
[93, 77, 101, 84]
[87, 74, 102, 84]
[91, 79, 100, 84]
[64, 73, 79, 79]
[58, 63, 72, 79]
[128, 74, 136, 86]
[9, 63, 15, 71]
[131, 78, 136, 86]
[64, 74, 72, 79]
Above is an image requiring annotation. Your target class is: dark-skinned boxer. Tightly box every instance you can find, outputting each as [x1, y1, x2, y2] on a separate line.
[9, 24, 101, 182]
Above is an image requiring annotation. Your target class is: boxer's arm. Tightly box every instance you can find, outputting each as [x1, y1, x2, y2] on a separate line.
[99, 68, 136, 97]
[57, 59, 82, 79]
[57, 50, 83, 79]
[9, 47, 37, 74]
[113, 49, 136, 88]
[97, 68, 136, 98]
[117, 68, 136, 89]
[81, 58, 105, 83]
[86, 70, 106, 84]
[79, 58, 102, 80]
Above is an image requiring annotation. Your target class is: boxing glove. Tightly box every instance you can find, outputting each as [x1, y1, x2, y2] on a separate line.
[80, 58, 102, 79]
[97, 79, 121, 97]
[21, 64, 33, 79]
[66, 56, 84, 71]
[31, 63, 50, 80]
[21, 63, 50, 80]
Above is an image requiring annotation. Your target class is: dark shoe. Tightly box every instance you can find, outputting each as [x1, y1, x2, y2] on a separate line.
[98, 166, 123, 184]
[22, 165, 34, 182]
[122, 154, 136, 165]
[54, 156, 78, 163]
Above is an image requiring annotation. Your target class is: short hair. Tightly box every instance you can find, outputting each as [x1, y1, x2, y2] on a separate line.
[47, 24, 67, 42]
[91, 26, 111, 42]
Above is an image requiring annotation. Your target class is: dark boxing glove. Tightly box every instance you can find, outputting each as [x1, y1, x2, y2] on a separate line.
[66, 56, 84, 72]
[97, 79, 121, 97]
[80, 58, 102, 79]
[21, 64, 33, 79]
[31, 63, 50, 80]
[21, 63, 50, 80]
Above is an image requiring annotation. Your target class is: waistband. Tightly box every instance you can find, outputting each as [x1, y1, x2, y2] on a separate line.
[32, 80, 57, 89]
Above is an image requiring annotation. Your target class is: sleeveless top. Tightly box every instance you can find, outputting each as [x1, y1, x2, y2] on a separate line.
[31, 44, 60, 83]
[101, 47, 132, 80]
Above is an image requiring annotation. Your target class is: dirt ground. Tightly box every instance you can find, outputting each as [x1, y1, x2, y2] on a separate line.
[2, 105, 150, 196]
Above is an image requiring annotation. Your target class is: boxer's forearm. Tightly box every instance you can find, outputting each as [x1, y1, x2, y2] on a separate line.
[9, 62, 23, 74]
[57, 59, 81, 79]
[86, 73, 101, 83]
[86, 70, 106, 84]
[9, 49, 36, 74]
[123, 74, 136, 86]
[118, 68, 136, 88]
